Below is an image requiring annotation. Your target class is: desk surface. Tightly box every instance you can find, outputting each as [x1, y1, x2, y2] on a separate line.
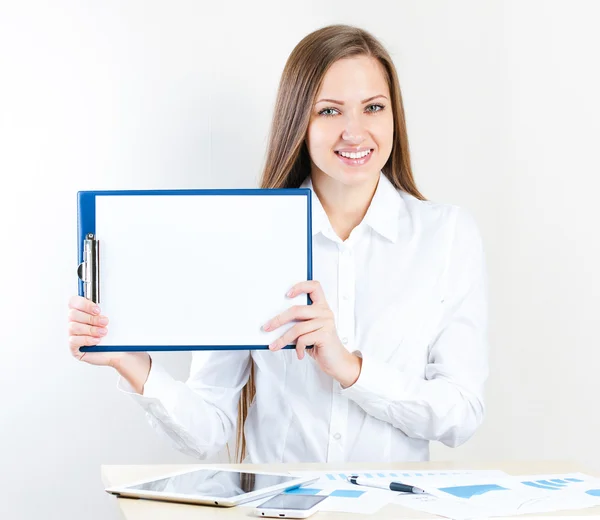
[101, 461, 600, 519]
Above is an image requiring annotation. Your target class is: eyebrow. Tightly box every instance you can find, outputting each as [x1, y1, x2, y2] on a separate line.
[315, 94, 388, 105]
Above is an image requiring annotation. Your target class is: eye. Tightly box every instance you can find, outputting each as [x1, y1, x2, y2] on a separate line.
[318, 107, 340, 117]
[366, 104, 385, 113]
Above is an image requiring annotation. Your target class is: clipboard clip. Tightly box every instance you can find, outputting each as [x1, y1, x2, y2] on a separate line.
[77, 233, 100, 303]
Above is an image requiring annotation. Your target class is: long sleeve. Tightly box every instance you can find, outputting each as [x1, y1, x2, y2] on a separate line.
[118, 349, 251, 459]
[341, 207, 488, 448]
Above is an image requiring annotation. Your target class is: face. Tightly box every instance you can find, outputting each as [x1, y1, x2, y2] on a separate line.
[306, 55, 394, 189]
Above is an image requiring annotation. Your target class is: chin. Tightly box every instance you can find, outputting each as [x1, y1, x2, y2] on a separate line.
[334, 167, 380, 186]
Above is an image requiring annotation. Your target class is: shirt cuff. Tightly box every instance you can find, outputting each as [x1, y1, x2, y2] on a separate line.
[116, 360, 177, 410]
[340, 350, 408, 404]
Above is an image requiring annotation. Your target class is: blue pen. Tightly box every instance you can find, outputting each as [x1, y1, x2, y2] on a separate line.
[347, 475, 426, 494]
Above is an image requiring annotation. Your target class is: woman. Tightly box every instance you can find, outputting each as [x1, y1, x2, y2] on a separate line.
[68, 24, 488, 464]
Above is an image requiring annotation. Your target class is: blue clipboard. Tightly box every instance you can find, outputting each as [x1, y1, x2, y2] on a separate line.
[77, 188, 313, 352]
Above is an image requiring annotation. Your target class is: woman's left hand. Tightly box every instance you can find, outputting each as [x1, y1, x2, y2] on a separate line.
[263, 280, 362, 388]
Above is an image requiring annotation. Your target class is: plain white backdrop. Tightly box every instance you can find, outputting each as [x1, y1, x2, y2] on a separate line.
[1, 1, 599, 518]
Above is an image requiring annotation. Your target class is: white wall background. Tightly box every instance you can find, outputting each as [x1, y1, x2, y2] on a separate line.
[1, 1, 599, 518]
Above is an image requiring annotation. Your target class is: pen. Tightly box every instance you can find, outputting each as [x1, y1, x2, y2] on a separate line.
[347, 475, 426, 494]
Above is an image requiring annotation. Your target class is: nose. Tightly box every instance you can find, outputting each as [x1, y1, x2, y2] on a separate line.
[341, 114, 366, 144]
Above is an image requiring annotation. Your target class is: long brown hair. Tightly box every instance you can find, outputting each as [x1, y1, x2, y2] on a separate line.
[233, 24, 425, 463]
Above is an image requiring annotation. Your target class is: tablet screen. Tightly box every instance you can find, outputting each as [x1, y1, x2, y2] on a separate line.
[125, 469, 298, 498]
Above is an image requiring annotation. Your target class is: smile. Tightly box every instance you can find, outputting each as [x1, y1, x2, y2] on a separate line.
[334, 149, 373, 166]
[337, 149, 371, 159]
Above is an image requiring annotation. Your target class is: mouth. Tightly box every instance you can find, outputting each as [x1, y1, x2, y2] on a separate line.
[334, 148, 374, 166]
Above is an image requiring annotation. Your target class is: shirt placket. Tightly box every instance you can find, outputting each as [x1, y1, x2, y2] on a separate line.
[326, 242, 355, 463]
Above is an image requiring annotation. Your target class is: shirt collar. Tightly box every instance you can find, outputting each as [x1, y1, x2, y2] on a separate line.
[300, 171, 404, 243]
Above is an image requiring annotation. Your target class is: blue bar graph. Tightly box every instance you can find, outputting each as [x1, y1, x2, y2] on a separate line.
[439, 484, 508, 499]
[330, 489, 365, 498]
[285, 487, 365, 499]
[285, 488, 321, 495]
[539, 479, 567, 487]
[522, 481, 563, 490]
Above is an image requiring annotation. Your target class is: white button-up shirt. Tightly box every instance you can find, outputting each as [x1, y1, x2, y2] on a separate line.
[119, 172, 488, 463]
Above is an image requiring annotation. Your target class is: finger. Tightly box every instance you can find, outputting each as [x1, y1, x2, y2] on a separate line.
[69, 334, 102, 357]
[297, 332, 319, 360]
[68, 295, 101, 316]
[287, 280, 326, 304]
[263, 305, 321, 331]
[68, 308, 109, 327]
[269, 319, 325, 351]
[269, 320, 322, 351]
[295, 336, 309, 360]
[68, 321, 108, 338]
[296, 338, 306, 360]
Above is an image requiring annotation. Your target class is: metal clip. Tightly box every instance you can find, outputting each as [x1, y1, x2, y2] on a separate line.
[77, 233, 100, 303]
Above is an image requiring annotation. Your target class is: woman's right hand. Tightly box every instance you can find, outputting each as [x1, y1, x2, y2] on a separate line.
[68, 295, 151, 393]
[68, 295, 115, 367]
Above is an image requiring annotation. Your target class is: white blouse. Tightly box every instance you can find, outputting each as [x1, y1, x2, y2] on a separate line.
[119, 172, 488, 463]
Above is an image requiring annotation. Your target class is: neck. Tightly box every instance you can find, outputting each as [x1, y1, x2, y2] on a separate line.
[311, 169, 379, 242]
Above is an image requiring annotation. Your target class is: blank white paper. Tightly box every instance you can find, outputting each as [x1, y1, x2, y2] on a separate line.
[94, 193, 309, 347]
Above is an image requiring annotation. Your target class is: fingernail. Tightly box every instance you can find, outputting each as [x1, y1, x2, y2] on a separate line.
[287, 289, 293, 297]
[93, 306, 100, 315]
[263, 321, 271, 331]
[268, 343, 276, 350]
[98, 328, 108, 336]
[98, 316, 109, 326]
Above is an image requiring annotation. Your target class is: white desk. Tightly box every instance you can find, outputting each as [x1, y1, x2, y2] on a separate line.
[101, 461, 600, 519]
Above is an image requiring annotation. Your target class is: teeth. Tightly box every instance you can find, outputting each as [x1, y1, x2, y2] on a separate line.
[339, 150, 371, 159]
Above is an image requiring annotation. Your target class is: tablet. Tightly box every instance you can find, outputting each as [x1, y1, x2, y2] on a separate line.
[105, 467, 319, 507]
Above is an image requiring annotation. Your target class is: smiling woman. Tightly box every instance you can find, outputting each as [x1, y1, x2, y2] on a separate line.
[68, 24, 488, 469]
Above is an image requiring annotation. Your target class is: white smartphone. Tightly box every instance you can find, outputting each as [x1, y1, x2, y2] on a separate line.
[253, 493, 327, 518]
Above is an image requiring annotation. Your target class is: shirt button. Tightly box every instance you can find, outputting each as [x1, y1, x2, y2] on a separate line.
[342, 294, 350, 301]
[341, 337, 348, 345]
[333, 433, 342, 440]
